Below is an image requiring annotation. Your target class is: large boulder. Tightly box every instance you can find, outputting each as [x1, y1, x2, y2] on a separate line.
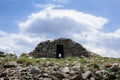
[29, 38, 93, 58]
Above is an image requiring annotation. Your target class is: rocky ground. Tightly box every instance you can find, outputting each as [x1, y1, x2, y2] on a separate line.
[0, 55, 120, 80]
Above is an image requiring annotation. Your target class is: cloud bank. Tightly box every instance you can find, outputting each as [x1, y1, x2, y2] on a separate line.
[0, 7, 120, 57]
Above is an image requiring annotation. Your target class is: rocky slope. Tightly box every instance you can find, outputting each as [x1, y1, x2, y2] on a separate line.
[0, 56, 120, 80]
[29, 38, 94, 58]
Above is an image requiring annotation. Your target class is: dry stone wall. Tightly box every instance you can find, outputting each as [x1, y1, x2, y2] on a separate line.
[29, 38, 92, 58]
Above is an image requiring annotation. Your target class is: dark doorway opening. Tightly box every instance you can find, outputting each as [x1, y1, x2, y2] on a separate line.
[56, 45, 64, 58]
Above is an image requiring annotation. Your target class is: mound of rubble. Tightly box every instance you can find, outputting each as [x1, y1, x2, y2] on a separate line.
[0, 60, 120, 80]
[29, 38, 94, 58]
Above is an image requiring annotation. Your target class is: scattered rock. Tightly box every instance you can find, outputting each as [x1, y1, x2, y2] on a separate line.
[0, 59, 120, 80]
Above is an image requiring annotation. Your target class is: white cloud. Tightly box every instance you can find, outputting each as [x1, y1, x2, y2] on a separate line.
[114, 29, 120, 38]
[33, 3, 63, 9]
[52, 0, 69, 3]
[19, 8, 107, 36]
[1, 7, 120, 57]
[0, 31, 45, 56]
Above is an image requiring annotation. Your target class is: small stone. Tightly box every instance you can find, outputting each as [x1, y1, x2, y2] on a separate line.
[30, 66, 40, 74]
[61, 67, 69, 73]
[73, 75, 83, 80]
[112, 63, 119, 67]
[95, 71, 101, 76]
[46, 61, 54, 66]
[82, 71, 92, 79]
[0, 72, 7, 77]
[43, 78, 52, 80]
[90, 77, 95, 80]
[16, 66, 22, 70]
[69, 70, 75, 76]
[0, 78, 4, 80]
[101, 70, 108, 75]
[52, 71, 65, 79]
[73, 63, 80, 71]
[73, 63, 80, 69]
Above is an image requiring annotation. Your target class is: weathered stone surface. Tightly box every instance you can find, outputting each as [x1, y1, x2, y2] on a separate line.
[73, 63, 81, 70]
[61, 67, 69, 73]
[82, 71, 92, 79]
[30, 66, 40, 74]
[3, 61, 17, 68]
[43, 78, 52, 80]
[0, 72, 7, 77]
[29, 38, 93, 58]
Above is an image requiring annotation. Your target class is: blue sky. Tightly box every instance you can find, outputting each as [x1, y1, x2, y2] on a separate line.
[1, 0, 120, 32]
[0, 0, 120, 57]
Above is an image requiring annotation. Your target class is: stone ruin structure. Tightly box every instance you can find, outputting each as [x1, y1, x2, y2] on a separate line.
[29, 38, 92, 58]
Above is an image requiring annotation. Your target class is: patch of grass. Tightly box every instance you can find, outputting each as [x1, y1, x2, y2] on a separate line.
[17, 58, 28, 64]
[79, 58, 88, 63]
[92, 63, 100, 70]
[66, 57, 75, 61]
[16, 57, 37, 66]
